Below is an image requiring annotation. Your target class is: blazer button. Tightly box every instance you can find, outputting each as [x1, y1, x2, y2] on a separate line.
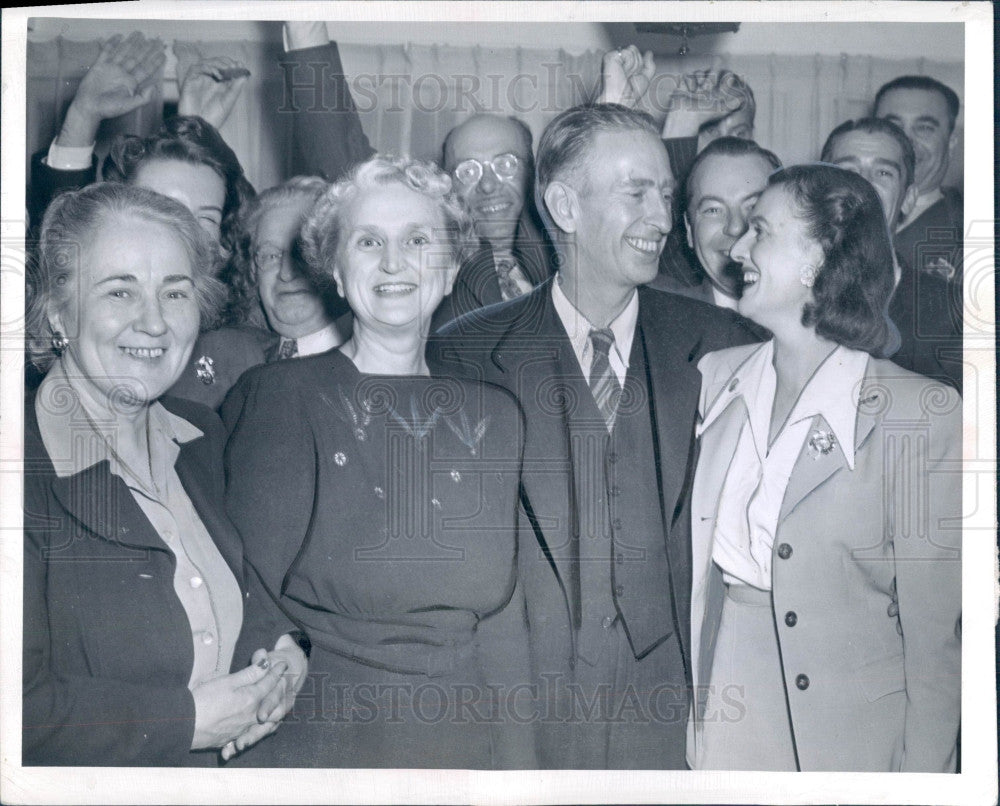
[777, 543, 793, 560]
[784, 611, 797, 627]
[607, 451, 618, 464]
[795, 674, 809, 690]
[615, 584, 625, 598]
[609, 486, 621, 497]
[615, 553, 624, 565]
[612, 518, 622, 529]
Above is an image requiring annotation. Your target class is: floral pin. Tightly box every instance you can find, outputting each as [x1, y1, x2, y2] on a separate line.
[444, 410, 490, 456]
[807, 428, 837, 460]
[195, 355, 216, 385]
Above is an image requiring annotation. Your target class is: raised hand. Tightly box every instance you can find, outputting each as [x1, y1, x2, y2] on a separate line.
[661, 69, 749, 141]
[596, 45, 656, 108]
[175, 46, 250, 129]
[57, 32, 166, 147]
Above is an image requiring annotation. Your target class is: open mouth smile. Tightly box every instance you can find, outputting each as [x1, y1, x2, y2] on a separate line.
[624, 236, 663, 255]
[742, 269, 761, 286]
[120, 347, 166, 359]
[373, 282, 417, 296]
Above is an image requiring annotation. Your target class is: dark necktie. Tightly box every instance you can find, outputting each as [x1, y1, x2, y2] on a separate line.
[277, 338, 298, 360]
[588, 328, 621, 430]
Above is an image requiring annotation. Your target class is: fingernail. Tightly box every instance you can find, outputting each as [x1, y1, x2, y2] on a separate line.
[257, 657, 270, 670]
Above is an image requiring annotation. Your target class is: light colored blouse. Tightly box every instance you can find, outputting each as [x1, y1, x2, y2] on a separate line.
[37, 363, 243, 688]
[696, 340, 869, 590]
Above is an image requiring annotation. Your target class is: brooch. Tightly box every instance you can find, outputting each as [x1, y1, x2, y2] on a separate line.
[807, 428, 837, 460]
[444, 410, 490, 456]
[195, 355, 216, 385]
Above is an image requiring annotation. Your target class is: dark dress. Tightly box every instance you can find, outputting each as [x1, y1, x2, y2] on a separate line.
[222, 349, 532, 768]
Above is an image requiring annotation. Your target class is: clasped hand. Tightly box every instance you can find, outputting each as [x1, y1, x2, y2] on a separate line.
[190, 633, 308, 760]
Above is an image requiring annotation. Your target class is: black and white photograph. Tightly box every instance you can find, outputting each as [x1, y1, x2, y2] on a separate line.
[1, 2, 995, 804]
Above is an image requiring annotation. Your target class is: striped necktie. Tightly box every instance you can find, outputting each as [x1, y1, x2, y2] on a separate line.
[277, 338, 298, 360]
[588, 328, 621, 430]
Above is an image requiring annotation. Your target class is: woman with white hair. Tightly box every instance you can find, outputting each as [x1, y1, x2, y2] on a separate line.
[223, 155, 535, 768]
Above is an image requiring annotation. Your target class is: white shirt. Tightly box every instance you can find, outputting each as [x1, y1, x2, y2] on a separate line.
[551, 278, 638, 388]
[286, 319, 350, 358]
[698, 341, 870, 590]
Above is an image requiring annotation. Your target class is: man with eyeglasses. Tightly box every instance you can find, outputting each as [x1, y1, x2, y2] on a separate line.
[431, 114, 555, 330]
[248, 177, 352, 363]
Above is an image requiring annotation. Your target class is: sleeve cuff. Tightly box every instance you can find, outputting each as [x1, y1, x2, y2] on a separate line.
[46, 140, 96, 171]
[283, 22, 330, 52]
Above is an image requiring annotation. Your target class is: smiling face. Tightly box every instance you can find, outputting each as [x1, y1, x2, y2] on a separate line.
[875, 87, 956, 195]
[685, 152, 773, 297]
[254, 196, 331, 339]
[50, 215, 201, 407]
[445, 116, 529, 246]
[730, 184, 825, 333]
[333, 183, 456, 334]
[568, 128, 674, 293]
[825, 129, 917, 227]
[132, 159, 227, 251]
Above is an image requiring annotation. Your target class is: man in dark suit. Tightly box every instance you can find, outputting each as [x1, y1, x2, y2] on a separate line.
[433, 104, 760, 769]
[431, 114, 553, 330]
[873, 76, 963, 289]
[822, 117, 962, 393]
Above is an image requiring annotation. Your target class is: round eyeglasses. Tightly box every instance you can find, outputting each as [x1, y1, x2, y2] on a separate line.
[452, 153, 522, 187]
[253, 247, 286, 273]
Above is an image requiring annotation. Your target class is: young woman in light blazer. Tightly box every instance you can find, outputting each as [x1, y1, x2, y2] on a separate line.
[688, 164, 961, 772]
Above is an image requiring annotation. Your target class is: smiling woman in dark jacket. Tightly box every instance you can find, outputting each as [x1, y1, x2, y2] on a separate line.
[22, 182, 306, 766]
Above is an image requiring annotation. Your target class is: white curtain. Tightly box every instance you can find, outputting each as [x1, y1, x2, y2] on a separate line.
[26, 38, 964, 193]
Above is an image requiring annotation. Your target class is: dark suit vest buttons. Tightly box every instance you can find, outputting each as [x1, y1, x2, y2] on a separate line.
[777, 543, 793, 560]
[609, 486, 621, 497]
[784, 611, 797, 627]
[615, 584, 625, 598]
[612, 518, 622, 529]
[615, 552, 624, 566]
[606, 451, 618, 464]
[795, 674, 810, 690]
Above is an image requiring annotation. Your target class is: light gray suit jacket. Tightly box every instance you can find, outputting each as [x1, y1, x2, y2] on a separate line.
[688, 342, 962, 772]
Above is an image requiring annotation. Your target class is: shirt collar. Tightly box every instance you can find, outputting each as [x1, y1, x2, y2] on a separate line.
[36, 361, 202, 479]
[698, 341, 869, 469]
[291, 322, 348, 357]
[550, 277, 638, 369]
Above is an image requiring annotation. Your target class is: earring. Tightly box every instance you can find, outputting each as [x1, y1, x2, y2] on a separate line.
[51, 331, 69, 355]
[800, 266, 817, 288]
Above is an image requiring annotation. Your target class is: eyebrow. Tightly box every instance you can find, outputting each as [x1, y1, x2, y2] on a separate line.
[94, 274, 138, 285]
[622, 177, 676, 192]
[163, 275, 195, 284]
[831, 155, 901, 172]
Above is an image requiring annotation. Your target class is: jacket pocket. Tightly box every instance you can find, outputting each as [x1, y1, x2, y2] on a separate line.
[855, 653, 906, 702]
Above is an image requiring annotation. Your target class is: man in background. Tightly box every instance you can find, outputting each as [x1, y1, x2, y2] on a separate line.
[432, 113, 554, 329]
[874, 75, 963, 288]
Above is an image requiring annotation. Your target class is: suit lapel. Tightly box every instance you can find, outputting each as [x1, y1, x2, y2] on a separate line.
[639, 291, 705, 524]
[491, 284, 579, 605]
[50, 464, 165, 556]
[174, 436, 244, 582]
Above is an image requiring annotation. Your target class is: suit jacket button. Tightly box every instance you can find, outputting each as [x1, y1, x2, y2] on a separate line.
[784, 611, 797, 627]
[615, 552, 624, 565]
[602, 616, 614, 629]
[795, 674, 809, 690]
[615, 584, 625, 598]
[609, 487, 621, 497]
[612, 518, 622, 529]
[607, 451, 617, 464]
[777, 543, 793, 560]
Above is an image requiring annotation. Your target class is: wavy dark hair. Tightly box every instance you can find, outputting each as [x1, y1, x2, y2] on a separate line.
[103, 116, 256, 325]
[772, 164, 899, 357]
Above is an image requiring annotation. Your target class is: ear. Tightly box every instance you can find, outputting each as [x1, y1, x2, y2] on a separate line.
[900, 183, 919, 221]
[947, 128, 959, 158]
[443, 259, 460, 297]
[330, 264, 346, 299]
[46, 300, 66, 340]
[543, 181, 579, 235]
[684, 212, 694, 250]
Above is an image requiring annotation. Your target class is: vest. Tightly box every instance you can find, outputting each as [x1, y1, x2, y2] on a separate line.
[561, 323, 676, 664]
